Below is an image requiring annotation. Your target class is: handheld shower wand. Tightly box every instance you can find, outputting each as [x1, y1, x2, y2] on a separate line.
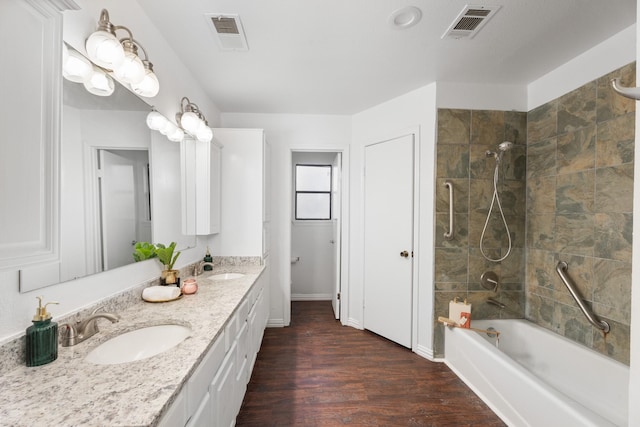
[480, 141, 514, 263]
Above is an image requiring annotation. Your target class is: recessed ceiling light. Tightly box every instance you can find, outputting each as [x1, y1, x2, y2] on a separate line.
[389, 6, 422, 29]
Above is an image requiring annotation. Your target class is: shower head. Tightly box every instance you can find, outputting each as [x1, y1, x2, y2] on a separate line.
[498, 141, 514, 152]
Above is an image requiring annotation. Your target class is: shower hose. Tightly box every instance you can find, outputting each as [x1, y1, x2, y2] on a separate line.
[480, 158, 512, 262]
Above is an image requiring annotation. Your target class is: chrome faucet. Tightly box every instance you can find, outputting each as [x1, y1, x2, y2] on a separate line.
[60, 308, 120, 347]
[194, 261, 215, 276]
[487, 298, 506, 310]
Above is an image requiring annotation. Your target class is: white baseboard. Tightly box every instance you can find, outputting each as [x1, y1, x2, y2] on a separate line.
[291, 293, 332, 301]
[414, 344, 435, 361]
[267, 319, 286, 328]
[345, 317, 363, 330]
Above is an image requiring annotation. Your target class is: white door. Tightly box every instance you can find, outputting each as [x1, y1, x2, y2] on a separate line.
[331, 153, 342, 320]
[363, 134, 414, 348]
[99, 150, 137, 270]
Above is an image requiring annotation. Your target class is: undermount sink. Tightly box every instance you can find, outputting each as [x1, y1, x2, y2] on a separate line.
[209, 273, 245, 280]
[85, 324, 191, 365]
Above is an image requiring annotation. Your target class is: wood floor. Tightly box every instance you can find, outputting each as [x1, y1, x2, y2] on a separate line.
[236, 301, 505, 426]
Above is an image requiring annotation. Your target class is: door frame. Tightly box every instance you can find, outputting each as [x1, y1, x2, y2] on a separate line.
[362, 127, 420, 350]
[285, 147, 350, 325]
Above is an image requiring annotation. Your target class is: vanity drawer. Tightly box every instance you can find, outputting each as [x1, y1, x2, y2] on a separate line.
[187, 333, 225, 417]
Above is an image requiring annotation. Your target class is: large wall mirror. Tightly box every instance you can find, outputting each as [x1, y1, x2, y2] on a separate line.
[17, 44, 196, 292]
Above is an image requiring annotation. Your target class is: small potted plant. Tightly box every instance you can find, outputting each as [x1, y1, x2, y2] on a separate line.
[155, 242, 181, 286]
[133, 242, 181, 286]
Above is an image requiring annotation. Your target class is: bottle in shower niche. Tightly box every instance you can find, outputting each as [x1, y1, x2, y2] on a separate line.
[25, 297, 59, 367]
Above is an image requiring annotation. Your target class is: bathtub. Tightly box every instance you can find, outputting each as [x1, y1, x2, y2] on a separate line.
[444, 319, 629, 427]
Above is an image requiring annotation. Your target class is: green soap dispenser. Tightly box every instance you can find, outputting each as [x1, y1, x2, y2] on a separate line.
[203, 246, 213, 271]
[26, 296, 59, 367]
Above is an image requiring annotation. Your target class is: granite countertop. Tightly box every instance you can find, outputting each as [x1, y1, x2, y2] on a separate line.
[0, 264, 265, 427]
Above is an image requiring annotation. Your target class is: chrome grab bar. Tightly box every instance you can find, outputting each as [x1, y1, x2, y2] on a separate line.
[555, 261, 610, 333]
[444, 181, 454, 240]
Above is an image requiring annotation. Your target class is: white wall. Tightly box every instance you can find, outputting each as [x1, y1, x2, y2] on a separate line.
[0, 1, 219, 344]
[351, 84, 438, 358]
[528, 25, 636, 111]
[291, 152, 337, 300]
[220, 113, 351, 327]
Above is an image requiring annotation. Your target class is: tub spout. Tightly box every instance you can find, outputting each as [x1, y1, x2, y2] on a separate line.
[487, 298, 506, 310]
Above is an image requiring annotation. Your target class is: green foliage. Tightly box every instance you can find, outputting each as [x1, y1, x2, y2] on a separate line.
[133, 242, 181, 271]
[133, 242, 157, 262]
[154, 242, 181, 270]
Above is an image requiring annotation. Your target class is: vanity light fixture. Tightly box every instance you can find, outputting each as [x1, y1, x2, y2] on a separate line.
[146, 109, 184, 142]
[83, 65, 115, 97]
[85, 9, 159, 97]
[176, 97, 213, 142]
[62, 44, 93, 83]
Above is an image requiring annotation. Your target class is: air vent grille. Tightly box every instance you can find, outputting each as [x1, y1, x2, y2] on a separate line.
[206, 13, 249, 51]
[212, 17, 239, 34]
[442, 5, 501, 39]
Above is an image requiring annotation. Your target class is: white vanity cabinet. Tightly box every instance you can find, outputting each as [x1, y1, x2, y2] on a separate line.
[160, 267, 269, 427]
[181, 138, 222, 236]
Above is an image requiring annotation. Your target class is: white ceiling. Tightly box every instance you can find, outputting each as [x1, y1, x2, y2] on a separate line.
[136, 0, 636, 115]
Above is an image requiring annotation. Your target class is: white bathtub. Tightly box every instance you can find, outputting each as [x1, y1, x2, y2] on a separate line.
[444, 319, 629, 427]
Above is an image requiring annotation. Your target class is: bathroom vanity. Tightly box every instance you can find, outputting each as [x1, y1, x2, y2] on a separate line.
[0, 264, 269, 426]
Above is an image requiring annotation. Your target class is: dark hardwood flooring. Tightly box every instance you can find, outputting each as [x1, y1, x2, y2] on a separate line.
[236, 301, 505, 426]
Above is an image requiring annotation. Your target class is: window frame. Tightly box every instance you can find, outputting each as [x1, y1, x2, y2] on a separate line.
[294, 164, 332, 221]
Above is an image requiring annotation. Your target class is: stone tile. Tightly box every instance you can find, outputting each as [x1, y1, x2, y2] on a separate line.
[467, 247, 501, 290]
[503, 144, 527, 181]
[469, 144, 496, 179]
[435, 282, 468, 292]
[471, 110, 505, 145]
[497, 291, 525, 318]
[526, 214, 556, 251]
[436, 143, 469, 178]
[595, 163, 634, 213]
[527, 138, 557, 178]
[438, 109, 471, 144]
[556, 170, 595, 214]
[501, 180, 526, 217]
[596, 113, 635, 167]
[557, 81, 596, 133]
[467, 291, 501, 319]
[505, 111, 527, 145]
[594, 213, 633, 262]
[505, 214, 526, 249]
[554, 213, 594, 256]
[556, 303, 592, 346]
[593, 258, 631, 322]
[470, 209, 502, 251]
[557, 124, 596, 174]
[525, 249, 556, 290]
[526, 293, 555, 330]
[499, 247, 524, 284]
[435, 213, 468, 248]
[434, 247, 468, 282]
[528, 100, 558, 144]
[436, 178, 469, 214]
[597, 62, 636, 123]
[527, 175, 556, 213]
[592, 318, 630, 365]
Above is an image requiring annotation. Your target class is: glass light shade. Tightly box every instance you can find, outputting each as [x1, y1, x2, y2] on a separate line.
[146, 111, 167, 130]
[113, 50, 145, 85]
[83, 67, 115, 96]
[63, 49, 93, 83]
[160, 120, 177, 136]
[131, 69, 159, 97]
[85, 30, 124, 69]
[167, 127, 185, 142]
[179, 111, 201, 134]
[196, 125, 213, 143]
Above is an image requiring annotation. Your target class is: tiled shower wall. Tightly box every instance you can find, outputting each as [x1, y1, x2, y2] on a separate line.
[434, 109, 528, 355]
[526, 63, 635, 364]
[434, 63, 635, 363]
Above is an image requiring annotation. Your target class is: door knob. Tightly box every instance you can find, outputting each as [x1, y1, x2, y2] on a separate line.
[400, 251, 409, 258]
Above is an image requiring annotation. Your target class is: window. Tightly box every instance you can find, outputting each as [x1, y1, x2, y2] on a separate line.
[295, 164, 331, 220]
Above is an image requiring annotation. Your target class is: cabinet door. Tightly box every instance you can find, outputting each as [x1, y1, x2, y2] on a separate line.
[195, 140, 221, 235]
[185, 391, 211, 427]
[211, 342, 237, 427]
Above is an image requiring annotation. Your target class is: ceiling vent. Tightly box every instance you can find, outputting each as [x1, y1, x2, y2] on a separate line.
[442, 5, 501, 39]
[206, 14, 249, 51]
